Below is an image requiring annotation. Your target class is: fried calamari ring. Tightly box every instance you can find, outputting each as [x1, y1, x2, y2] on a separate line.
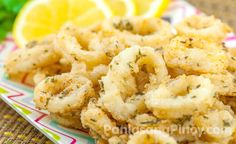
[99, 17, 173, 49]
[81, 99, 119, 140]
[175, 15, 232, 42]
[34, 73, 95, 114]
[167, 67, 199, 79]
[33, 63, 71, 84]
[54, 23, 97, 54]
[89, 65, 108, 85]
[54, 23, 109, 68]
[89, 130, 109, 144]
[50, 113, 82, 129]
[227, 48, 236, 72]
[127, 113, 196, 142]
[91, 36, 127, 60]
[131, 113, 197, 143]
[108, 135, 128, 144]
[90, 18, 172, 60]
[100, 46, 168, 122]
[70, 62, 89, 78]
[164, 36, 228, 74]
[145, 75, 215, 119]
[6, 70, 36, 86]
[55, 32, 109, 69]
[5, 35, 60, 76]
[127, 130, 177, 144]
[193, 101, 236, 142]
[202, 72, 236, 96]
[70, 63, 108, 88]
[128, 113, 160, 129]
[220, 96, 236, 113]
[126, 114, 172, 134]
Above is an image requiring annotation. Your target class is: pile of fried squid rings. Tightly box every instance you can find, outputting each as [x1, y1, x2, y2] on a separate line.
[5, 15, 236, 144]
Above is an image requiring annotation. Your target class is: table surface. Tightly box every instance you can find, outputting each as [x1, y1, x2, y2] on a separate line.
[0, 0, 236, 143]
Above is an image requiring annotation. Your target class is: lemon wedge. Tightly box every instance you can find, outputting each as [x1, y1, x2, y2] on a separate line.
[103, 0, 136, 16]
[13, 0, 111, 48]
[132, 0, 170, 17]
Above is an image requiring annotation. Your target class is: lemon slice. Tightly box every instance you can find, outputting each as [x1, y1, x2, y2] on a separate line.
[13, 0, 111, 48]
[132, 0, 170, 17]
[103, 0, 136, 16]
